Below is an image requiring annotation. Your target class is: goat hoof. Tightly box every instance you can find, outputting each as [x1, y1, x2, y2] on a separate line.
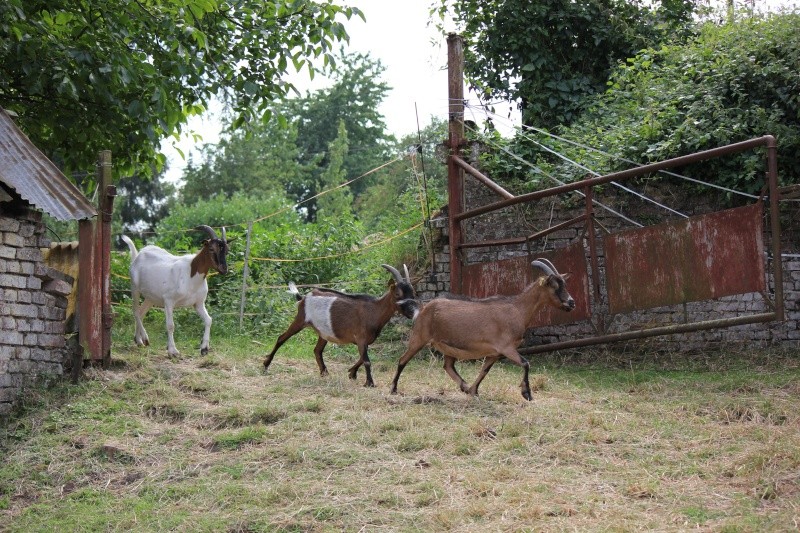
[365, 381, 375, 388]
[522, 391, 532, 401]
[200, 348, 208, 356]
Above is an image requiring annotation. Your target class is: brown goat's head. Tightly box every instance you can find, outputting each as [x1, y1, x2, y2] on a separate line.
[197, 225, 230, 275]
[531, 259, 575, 312]
[383, 264, 420, 319]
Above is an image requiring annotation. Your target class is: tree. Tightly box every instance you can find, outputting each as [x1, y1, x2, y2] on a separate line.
[180, 118, 310, 206]
[287, 50, 394, 219]
[317, 120, 353, 220]
[478, 13, 800, 199]
[116, 169, 176, 235]
[178, 50, 394, 221]
[434, 0, 697, 129]
[0, 0, 363, 178]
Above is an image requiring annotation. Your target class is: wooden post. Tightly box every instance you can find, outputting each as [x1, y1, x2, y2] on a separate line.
[447, 33, 465, 294]
[239, 221, 253, 329]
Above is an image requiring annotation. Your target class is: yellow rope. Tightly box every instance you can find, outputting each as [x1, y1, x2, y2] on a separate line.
[249, 222, 424, 263]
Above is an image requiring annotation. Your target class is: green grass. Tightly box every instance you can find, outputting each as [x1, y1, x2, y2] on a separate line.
[2, 317, 800, 531]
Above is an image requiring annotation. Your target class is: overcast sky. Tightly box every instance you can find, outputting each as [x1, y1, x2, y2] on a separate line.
[161, 0, 519, 183]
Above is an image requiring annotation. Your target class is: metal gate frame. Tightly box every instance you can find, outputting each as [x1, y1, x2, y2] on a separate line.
[445, 37, 784, 355]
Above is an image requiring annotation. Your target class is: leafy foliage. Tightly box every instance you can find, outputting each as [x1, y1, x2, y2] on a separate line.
[555, 13, 800, 195]
[0, 0, 362, 177]
[116, 170, 176, 235]
[434, 0, 697, 128]
[179, 118, 311, 206]
[470, 12, 800, 201]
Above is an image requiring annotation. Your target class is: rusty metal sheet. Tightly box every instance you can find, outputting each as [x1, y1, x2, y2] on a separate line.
[462, 241, 590, 325]
[605, 203, 765, 314]
[0, 107, 96, 221]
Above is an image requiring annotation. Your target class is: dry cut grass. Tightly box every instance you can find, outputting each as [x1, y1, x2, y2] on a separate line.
[2, 325, 800, 532]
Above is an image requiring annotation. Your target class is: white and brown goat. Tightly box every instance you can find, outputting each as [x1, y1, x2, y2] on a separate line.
[121, 225, 229, 357]
[390, 259, 574, 401]
[263, 265, 419, 387]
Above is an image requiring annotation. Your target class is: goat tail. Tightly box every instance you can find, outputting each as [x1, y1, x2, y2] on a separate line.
[120, 235, 138, 261]
[287, 281, 303, 301]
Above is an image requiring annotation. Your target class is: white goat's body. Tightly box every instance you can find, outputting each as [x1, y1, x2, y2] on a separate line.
[130, 246, 210, 309]
[122, 234, 224, 357]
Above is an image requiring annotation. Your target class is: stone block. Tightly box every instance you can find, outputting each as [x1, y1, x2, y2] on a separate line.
[42, 278, 72, 297]
[16, 248, 42, 262]
[0, 274, 27, 289]
[3, 233, 24, 247]
[10, 303, 37, 318]
[0, 330, 24, 346]
[0, 218, 21, 232]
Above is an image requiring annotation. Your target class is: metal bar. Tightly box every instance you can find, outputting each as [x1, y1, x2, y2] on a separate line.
[447, 33, 465, 294]
[766, 136, 784, 321]
[584, 183, 604, 333]
[456, 135, 777, 223]
[458, 214, 587, 249]
[452, 156, 514, 199]
[525, 214, 587, 243]
[520, 312, 778, 355]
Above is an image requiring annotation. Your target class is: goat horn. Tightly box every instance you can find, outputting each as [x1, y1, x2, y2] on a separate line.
[196, 225, 218, 240]
[538, 257, 560, 275]
[403, 264, 411, 282]
[531, 260, 556, 277]
[221, 226, 227, 242]
[382, 264, 403, 284]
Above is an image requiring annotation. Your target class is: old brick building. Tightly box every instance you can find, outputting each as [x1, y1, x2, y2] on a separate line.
[0, 108, 96, 418]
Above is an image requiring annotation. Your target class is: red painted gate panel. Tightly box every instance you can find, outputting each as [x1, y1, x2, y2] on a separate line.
[462, 241, 590, 325]
[604, 203, 765, 314]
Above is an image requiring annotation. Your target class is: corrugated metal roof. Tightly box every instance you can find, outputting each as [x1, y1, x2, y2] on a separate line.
[0, 107, 96, 221]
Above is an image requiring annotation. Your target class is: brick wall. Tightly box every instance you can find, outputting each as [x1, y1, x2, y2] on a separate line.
[0, 209, 72, 418]
[415, 171, 800, 353]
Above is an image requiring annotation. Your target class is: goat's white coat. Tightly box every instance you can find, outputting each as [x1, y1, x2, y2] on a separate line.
[304, 294, 339, 342]
[122, 236, 213, 356]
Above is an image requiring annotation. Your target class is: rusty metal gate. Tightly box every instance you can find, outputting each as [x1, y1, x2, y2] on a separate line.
[444, 37, 783, 353]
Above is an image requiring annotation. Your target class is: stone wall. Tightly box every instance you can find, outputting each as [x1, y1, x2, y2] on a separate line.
[415, 171, 800, 353]
[0, 208, 72, 418]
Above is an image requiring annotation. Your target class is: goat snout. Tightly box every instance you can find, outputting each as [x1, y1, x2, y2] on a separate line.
[398, 299, 420, 320]
[562, 298, 576, 311]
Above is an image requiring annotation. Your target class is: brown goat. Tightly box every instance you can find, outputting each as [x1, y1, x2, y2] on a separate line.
[390, 259, 574, 401]
[263, 265, 419, 387]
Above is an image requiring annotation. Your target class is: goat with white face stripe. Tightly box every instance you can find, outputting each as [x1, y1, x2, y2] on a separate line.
[263, 265, 419, 387]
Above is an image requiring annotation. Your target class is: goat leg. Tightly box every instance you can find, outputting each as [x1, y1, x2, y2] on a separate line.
[390, 340, 427, 394]
[350, 344, 374, 387]
[502, 350, 533, 401]
[263, 315, 307, 371]
[164, 303, 180, 357]
[195, 301, 212, 356]
[466, 356, 500, 396]
[313, 337, 329, 376]
[133, 297, 152, 347]
[443, 356, 470, 394]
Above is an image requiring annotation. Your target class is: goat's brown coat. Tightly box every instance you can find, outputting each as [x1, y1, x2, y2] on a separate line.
[391, 272, 574, 400]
